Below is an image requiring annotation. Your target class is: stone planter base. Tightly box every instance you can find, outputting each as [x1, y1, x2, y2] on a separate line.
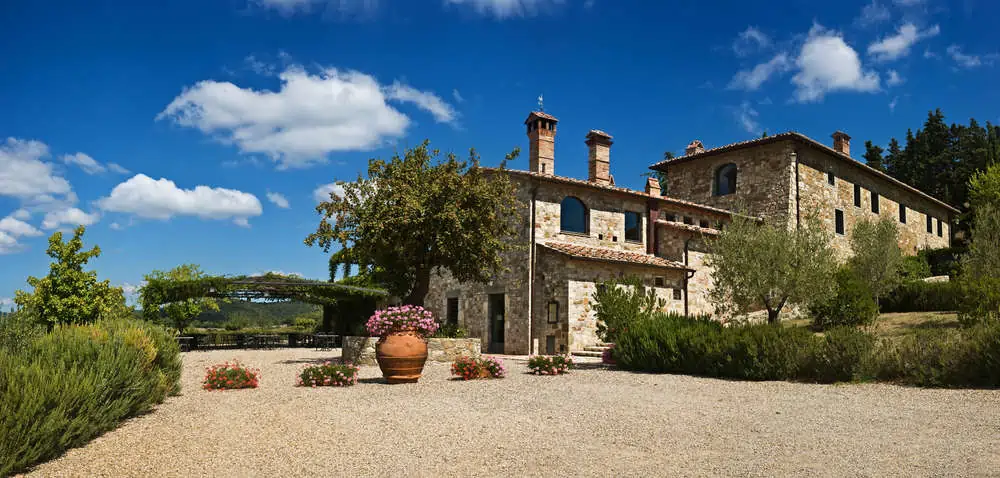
[342, 336, 481, 366]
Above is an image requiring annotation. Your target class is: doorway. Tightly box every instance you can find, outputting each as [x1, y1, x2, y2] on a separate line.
[488, 293, 505, 354]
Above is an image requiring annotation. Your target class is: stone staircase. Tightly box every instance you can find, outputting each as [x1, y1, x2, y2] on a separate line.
[571, 342, 612, 358]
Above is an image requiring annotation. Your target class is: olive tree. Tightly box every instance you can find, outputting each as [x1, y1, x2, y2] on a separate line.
[849, 217, 903, 306]
[306, 140, 521, 305]
[707, 214, 837, 324]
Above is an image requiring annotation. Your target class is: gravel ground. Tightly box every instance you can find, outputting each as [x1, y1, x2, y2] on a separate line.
[24, 348, 1000, 477]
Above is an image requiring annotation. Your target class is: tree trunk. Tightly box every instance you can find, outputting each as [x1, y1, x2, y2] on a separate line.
[766, 308, 780, 325]
[404, 268, 431, 306]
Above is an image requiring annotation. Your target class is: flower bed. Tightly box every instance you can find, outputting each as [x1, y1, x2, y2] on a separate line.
[203, 360, 259, 390]
[297, 361, 359, 387]
[527, 355, 573, 375]
[451, 356, 506, 380]
[366, 305, 439, 337]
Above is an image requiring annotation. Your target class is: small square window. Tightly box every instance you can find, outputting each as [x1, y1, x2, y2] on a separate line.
[854, 184, 861, 207]
[835, 209, 845, 235]
[672, 288, 682, 300]
[827, 171, 835, 186]
[547, 301, 559, 324]
[683, 216, 693, 225]
[899, 204, 907, 224]
[699, 220, 710, 228]
[927, 215, 933, 233]
[654, 277, 665, 287]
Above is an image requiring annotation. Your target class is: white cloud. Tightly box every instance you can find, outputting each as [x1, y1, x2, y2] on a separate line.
[158, 66, 455, 169]
[107, 163, 131, 174]
[734, 102, 761, 134]
[886, 69, 904, 86]
[41, 207, 100, 230]
[893, 0, 923, 5]
[889, 96, 899, 112]
[0, 297, 13, 308]
[443, 0, 565, 18]
[0, 215, 43, 237]
[384, 81, 458, 124]
[97, 174, 263, 226]
[110, 222, 123, 230]
[732, 26, 770, 56]
[266, 191, 291, 208]
[0, 231, 20, 255]
[12, 209, 30, 220]
[856, 0, 891, 26]
[452, 89, 465, 103]
[946, 45, 985, 68]
[254, 0, 379, 16]
[867, 23, 940, 61]
[62, 152, 106, 174]
[791, 25, 880, 102]
[314, 182, 346, 203]
[0, 138, 72, 200]
[727, 53, 791, 91]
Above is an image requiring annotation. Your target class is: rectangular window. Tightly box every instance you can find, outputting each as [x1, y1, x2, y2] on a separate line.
[547, 301, 559, 324]
[927, 215, 933, 233]
[899, 204, 907, 224]
[683, 216, 693, 225]
[835, 209, 845, 235]
[937, 218, 943, 237]
[871, 191, 880, 213]
[699, 220, 710, 228]
[654, 277, 665, 287]
[854, 184, 861, 207]
[545, 336, 556, 355]
[672, 288, 682, 300]
[624, 211, 642, 242]
[446, 297, 459, 326]
[827, 171, 835, 186]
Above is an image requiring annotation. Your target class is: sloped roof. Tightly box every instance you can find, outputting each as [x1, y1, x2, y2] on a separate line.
[525, 111, 558, 123]
[655, 219, 721, 236]
[539, 242, 692, 271]
[648, 131, 959, 214]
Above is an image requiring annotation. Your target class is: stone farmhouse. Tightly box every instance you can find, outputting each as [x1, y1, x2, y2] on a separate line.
[425, 110, 959, 355]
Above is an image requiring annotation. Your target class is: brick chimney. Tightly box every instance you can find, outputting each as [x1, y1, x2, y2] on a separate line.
[526, 111, 557, 175]
[645, 177, 661, 196]
[832, 131, 851, 157]
[585, 130, 613, 186]
[685, 140, 705, 156]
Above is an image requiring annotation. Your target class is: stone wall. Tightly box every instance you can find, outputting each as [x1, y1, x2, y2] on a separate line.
[796, 148, 951, 257]
[341, 336, 482, 366]
[664, 140, 797, 228]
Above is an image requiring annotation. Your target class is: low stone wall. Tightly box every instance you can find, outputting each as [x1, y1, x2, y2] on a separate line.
[341, 336, 482, 366]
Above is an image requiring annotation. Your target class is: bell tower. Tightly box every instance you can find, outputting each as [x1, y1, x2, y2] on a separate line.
[526, 110, 557, 175]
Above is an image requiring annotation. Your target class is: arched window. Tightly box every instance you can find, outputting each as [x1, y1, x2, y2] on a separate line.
[560, 196, 588, 234]
[714, 163, 737, 196]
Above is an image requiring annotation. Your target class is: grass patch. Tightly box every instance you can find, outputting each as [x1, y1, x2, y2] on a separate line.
[785, 312, 959, 339]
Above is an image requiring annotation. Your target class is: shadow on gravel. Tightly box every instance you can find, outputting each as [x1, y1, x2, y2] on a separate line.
[277, 357, 343, 365]
[357, 377, 390, 385]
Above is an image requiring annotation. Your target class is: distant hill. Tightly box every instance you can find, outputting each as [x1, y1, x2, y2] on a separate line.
[193, 300, 320, 326]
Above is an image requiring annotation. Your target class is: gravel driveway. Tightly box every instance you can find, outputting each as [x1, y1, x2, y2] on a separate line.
[24, 348, 1000, 477]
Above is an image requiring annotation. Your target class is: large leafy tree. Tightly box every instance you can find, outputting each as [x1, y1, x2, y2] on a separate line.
[958, 165, 1000, 324]
[306, 140, 521, 305]
[14, 226, 127, 329]
[140, 264, 220, 332]
[707, 214, 837, 324]
[849, 218, 903, 307]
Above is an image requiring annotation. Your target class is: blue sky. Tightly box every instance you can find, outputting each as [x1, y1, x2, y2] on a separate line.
[1, 0, 998, 308]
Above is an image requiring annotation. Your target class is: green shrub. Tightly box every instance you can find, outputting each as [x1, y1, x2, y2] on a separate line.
[899, 255, 932, 282]
[803, 327, 876, 383]
[592, 277, 664, 343]
[431, 322, 469, 338]
[881, 280, 961, 313]
[0, 318, 181, 476]
[293, 317, 318, 332]
[0, 310, 44, 356]
[957, 274, 1000, 326]
[919, 247, 965, 277]
[810, 268, 878, 330]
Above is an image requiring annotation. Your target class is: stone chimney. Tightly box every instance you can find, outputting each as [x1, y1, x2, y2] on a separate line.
[832, 131, 851, 157]
[526, 111, 558, 175]
[685, 140, 705, 156]
[585, 130, 613, 186]
[645, 177, 661, 196]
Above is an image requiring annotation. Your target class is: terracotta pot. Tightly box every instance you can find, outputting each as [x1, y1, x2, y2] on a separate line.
[375, 333, 428, 384]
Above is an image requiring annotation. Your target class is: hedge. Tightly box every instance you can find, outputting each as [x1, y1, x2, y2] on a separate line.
[881, 280, 961, 313]
[0, 318, 181, 476]
[613, 313, 1000, 388]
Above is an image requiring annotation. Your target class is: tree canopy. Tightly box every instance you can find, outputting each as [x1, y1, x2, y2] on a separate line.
[14, 226, 127, 328]
[305, 140, 522, 305]
[707, 214, 837, 324]
[141, 264, 221, 332]
[849, 217, 903, 306]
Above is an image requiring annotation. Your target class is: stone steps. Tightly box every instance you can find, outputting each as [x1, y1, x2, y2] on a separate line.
[571, 350, 604, 357]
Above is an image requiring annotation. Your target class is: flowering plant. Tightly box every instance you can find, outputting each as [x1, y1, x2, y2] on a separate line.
[451, 356, 506, 380]
[203, 360, 259, 390]
[297, 361, 359, 387]
[527, 354, 573, 375]
[366, 305, 439, 337]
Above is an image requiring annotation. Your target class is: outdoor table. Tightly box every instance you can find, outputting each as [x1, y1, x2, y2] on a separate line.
[176, 336, 194, 352]
[313, 334, 338, 350]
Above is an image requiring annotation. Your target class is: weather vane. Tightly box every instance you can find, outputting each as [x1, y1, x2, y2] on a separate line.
[537, 94, 544, 112]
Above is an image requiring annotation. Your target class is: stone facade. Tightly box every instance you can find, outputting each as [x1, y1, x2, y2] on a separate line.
[341, 337, 482, 366]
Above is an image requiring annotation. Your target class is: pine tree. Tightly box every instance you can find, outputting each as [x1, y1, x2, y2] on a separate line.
[863, 140, 886, 171]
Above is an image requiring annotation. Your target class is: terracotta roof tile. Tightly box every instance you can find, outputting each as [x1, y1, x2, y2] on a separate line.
[655, 219, 721, 236]
[525, 111, 558, 123]
[539, 242, 692, 270]
[648, 131, 959, 214]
